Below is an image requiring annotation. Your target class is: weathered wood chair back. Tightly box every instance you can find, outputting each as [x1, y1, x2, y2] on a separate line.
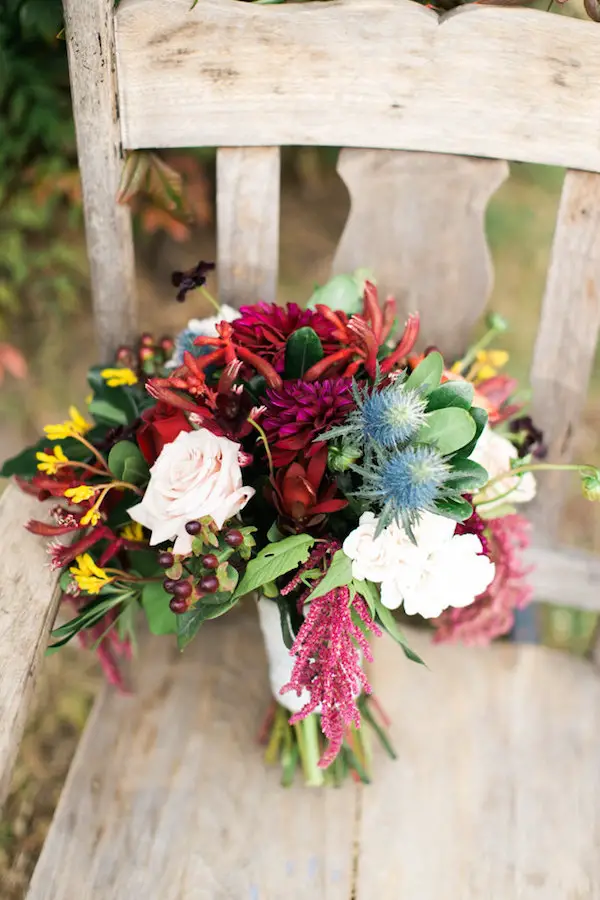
[2, 0, 600, 896]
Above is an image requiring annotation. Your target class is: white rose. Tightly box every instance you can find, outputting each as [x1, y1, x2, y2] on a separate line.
[127, 429, 254, 555]
[378, 512, 495, 619]
[342, 511, 397, 582]
[471, 426, 536, 511]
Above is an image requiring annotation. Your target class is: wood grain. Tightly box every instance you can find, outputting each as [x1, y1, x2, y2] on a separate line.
[217, 147, 281, 308]
[27, 607, 357, 900]
[332, 150, 508, 359]
[0, 486, 61, 806]
[526, 543, 600, 613]
[115, 0, 600, 171]
[358, 629, 600, 898]
[63, 0, 137, 360]
[529, 171, 600, 539]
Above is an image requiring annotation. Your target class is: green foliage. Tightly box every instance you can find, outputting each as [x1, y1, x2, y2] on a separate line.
[305, 549, 352, 603]
[108, 441, 150, 486]
[284, 327, 323, 379]
[232, 534, 316, 600]
[417, 407, 476, 456]
[374, 599, 426, 666]
[141, 582, 178, 636]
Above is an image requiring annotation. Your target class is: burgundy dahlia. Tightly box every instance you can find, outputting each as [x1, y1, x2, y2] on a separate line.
[231, 302, 339, 373]
[263, 377, 355, 466]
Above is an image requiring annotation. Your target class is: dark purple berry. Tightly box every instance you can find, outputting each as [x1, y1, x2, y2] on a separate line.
[158, 551, 175, 569]
[185, 520, 202, 536]
[172, 580, 192, 599]
[169, 596, 189, 614]
[224, 529, 243, 548]
[199, 574, 219, 594]
[202, 553, 219, 570]
[163, 578, 177, 593]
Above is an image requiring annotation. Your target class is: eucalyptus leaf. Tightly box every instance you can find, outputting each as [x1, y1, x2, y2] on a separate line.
[447, 457, 489, 493]
[417, 407, 476, 456]
[108, 440, 149, 484]
[455, 406, 488, 458]
[307, 270, 373, 315]
[284, 327, 323, 379]
[232, 534, 316, 600]
[404, 352, 443, 395]
[434, 495, 474, 521]
[426, 380, 474, 411]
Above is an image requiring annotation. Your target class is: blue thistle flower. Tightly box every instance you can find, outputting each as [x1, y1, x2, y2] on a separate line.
[166, 327, 213, 369]
[361, 385, 427, 448]
[378, 445, 449, 511]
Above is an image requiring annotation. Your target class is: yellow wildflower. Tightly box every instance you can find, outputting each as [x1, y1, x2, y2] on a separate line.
[69, 554, 114, 594]
[64, 485, 98, 504]
[44, 406, 92, 441]
[101, 367, 138, 388]
[36, 445, 69, 475]
[80, 507, 102, 527]
[474, 350, 509, 382]
[120, 521, 145, 542]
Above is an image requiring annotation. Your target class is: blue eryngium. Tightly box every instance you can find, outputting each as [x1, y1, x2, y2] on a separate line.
[361, 385, 427, 448]
[379, 445, 449, 511]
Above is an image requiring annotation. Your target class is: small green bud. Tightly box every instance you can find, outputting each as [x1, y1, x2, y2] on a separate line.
[485, 311, 509, 333]
[328, 443, 360, 473]
[581, 468, 600, 501]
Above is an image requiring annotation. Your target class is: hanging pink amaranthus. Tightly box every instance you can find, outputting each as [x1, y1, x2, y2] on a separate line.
[281, 585, 382, 768]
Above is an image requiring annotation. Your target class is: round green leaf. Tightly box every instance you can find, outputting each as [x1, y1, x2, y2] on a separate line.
[427, 380, 474, 411]
[417, 407, 476, 456]
[405, 352, 444, 395]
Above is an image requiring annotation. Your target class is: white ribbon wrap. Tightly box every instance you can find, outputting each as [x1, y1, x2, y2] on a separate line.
[256, 597, 317, 715]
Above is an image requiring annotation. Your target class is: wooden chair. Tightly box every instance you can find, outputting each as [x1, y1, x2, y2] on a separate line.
[2, 0, 600, 895]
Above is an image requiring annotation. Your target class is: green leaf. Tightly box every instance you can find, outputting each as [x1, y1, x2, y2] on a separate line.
[275, 596, 296, 650]
[448, 457, 489, 493]
[375, 599, 426, 666]
[141, 581, 177, 635]
[0, 425, 107, 479]
[176, 593, 239, 650]
[232, 534, 316, 600]
[307, 270, 373, 315]
[108, 440, 149, 485]
[352, 578, 380, 617]
[426, 380, 474, 411]
[404, 352, 444, 395]
[176, 608, 204, 649]
[88, 397, 129, 427]
[305, 549, 352, 603]
[455, 406, 488, 458]
[417, 407, 476, 456]
[284, 327, 324, 379]
[434, 496, 474, 522]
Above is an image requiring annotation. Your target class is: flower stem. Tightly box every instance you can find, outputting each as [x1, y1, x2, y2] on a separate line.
[475, 462, 595, 504]
[200, 286, 221, 315]
[455, 324, 502, 375]
[247, 417, 275, 480]
[294, 716, 325, 787]
[71, 432, 110, 472]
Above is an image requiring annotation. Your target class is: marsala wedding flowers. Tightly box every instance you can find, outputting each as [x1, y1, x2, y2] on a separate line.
[4, 266, 598, 786]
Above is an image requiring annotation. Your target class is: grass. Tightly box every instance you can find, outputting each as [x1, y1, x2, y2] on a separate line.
[0, 155, 598, 896]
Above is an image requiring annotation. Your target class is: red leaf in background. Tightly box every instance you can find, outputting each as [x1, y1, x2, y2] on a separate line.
[0, 343, 27, 384]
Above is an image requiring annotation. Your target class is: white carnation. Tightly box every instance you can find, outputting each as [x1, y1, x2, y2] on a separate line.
[471, 426, 536, 510]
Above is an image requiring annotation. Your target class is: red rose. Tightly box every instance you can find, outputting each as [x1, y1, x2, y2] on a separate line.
[137, 402, 193, 465]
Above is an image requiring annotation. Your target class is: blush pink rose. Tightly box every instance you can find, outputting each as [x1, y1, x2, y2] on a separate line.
[127, 429, 254, 555]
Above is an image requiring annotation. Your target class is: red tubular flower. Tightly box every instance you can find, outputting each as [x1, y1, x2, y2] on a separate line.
[475, 374, 522, 424]
[281, 585, 382, 768]
[379, 312, 421, 374]
[269, 447, 347, 531]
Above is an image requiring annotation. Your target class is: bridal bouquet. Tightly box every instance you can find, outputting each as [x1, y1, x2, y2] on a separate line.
[4, 264, 598, 786]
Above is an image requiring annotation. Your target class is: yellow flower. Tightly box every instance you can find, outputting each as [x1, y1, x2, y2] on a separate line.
[120, 521, 145, 542]
[36, 445, 69, 475]
[474, 350, 509, 382]
[101, 367, 138, 388]
[44, 405, 92, 441]
[64, 485, 98, 504]
[70, 554, 114, 594]
[80, 507, 102, 527]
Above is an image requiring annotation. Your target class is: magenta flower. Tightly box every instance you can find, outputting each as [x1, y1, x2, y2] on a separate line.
[263, 377, 355, 466]
[281, 585, 382, 768]
[231, 302, 338, 373]
[432, 513, 533, 645]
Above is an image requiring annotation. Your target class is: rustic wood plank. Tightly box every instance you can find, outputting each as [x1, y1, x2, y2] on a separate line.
[332, 150, 508, 359]
[0, 486, 61, 805]
[217, 147, 280, 308]
[358, 629, 600, 898]
[27, 607, 357, 900]
[115, 0, 600, 171]
[63, 0, 137, 359]
[529, 171, 600, 539]
[526, 543, 600, 613]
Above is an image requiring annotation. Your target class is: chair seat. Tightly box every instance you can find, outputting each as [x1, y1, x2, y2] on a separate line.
[27, 606, 600, 900]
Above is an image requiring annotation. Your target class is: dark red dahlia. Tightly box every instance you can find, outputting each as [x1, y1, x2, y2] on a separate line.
[263, 377, 355, 466]
[230, 303, 338, 373]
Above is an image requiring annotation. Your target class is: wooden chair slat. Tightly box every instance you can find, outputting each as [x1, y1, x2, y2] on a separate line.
[332, 150, 508, 359]
[0, 486, 61, 805]
[115, 0, 600, 172]
[530, 170, 600, 538]
[526, 544, 600, 612]
[27, 609, 357, 900]
[216, 147, 280, 308]
[357, 630, 600, 898]
[64, 0, 137, 359]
